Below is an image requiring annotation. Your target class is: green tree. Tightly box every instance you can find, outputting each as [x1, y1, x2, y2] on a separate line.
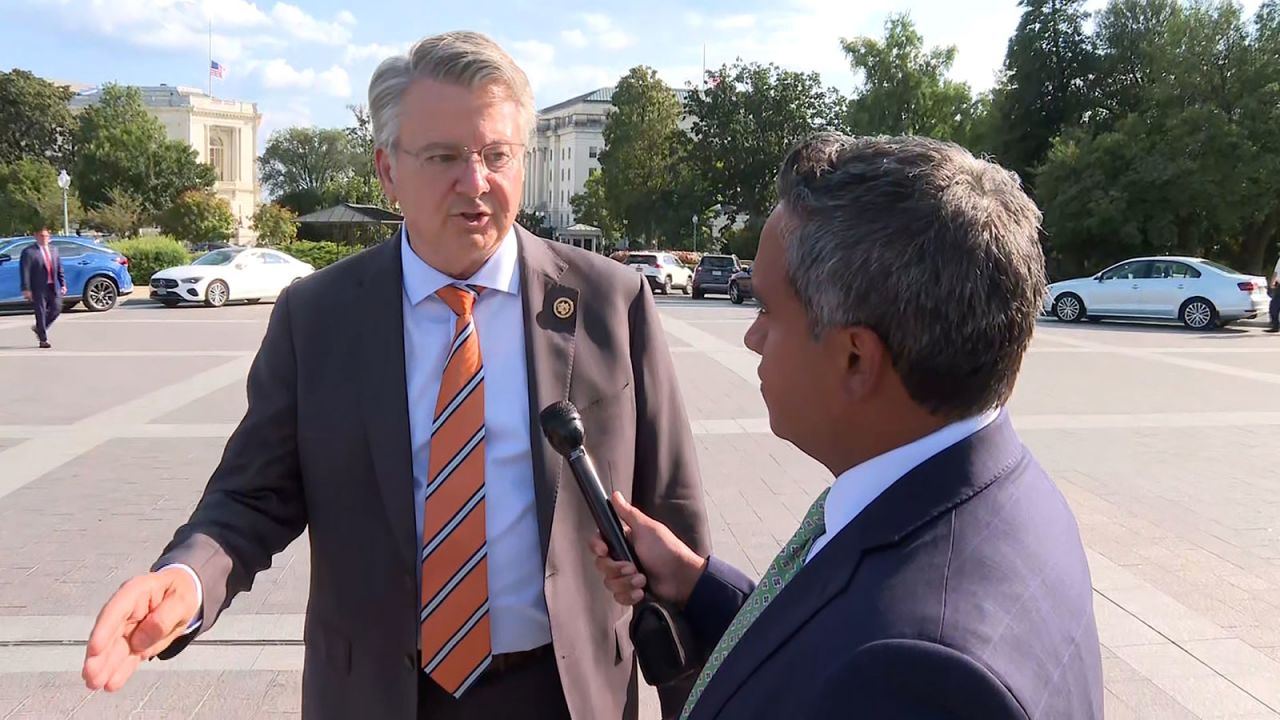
[0, 69, 77, 166]
[1090, 0, 1182, 126]
[158, 190, 237, 244]
[842, 14, 976, 141]
[260, 127, 357, 213]
[597, 66, 685, 248]
[515, 208, 555, 237]
[569, 173, 620, 243]
[73, 84, 215, 213]
[684, 61, 844, 229]
[252, 203, 298, 246]
[84, 187, 146, 238]
[0, 158, 83, 235]
[986, 0, 1095, 183]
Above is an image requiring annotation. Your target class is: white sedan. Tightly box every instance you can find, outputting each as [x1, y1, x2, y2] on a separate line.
[1044, 256, 1271, 330]
[150, 247, 314, 308]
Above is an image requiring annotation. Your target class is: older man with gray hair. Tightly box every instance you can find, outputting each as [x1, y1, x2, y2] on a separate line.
[84, 30, 710, 720]
[593, 133, 1104, 719]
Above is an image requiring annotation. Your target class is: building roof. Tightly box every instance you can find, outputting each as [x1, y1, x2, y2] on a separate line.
[538, 86, 692, 115]
[295, 203, 403, 224]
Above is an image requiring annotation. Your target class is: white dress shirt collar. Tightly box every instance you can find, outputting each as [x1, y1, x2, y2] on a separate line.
[807, 407, 1002, 563]
[400, 225, 520, 305]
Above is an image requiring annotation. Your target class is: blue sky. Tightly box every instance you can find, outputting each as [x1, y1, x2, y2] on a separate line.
[2, 0, 1265, 152]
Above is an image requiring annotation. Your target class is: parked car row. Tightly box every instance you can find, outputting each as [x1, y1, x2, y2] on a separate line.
[0, 235, 315, 313]
[618, 252, 756, 304]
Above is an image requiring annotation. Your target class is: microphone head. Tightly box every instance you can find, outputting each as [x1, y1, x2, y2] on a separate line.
[539, 401, 585, 456]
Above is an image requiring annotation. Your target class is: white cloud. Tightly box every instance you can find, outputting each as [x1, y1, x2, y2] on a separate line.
[336, 9, 356, 26]
[344, 41, 412, 64]
[684, 11, 705, 28]
[270, 2, 351, 45]
[560, 29, 588, 49]
[259, 59, 351, 98]
[564, 12, 632, 51]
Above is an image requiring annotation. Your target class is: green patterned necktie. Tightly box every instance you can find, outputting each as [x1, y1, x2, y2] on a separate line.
[679, 488, 831, 720]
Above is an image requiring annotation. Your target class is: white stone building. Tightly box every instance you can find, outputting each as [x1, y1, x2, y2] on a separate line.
[523, 86, 691, 231]
[70, 85, 262, 244]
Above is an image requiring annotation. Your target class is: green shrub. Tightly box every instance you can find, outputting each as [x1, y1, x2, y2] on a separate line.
[277, 240, 363, 270]
[108, 235, 191, 284]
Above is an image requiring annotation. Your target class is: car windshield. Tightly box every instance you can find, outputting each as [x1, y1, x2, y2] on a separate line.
[700, 256, 735, 269]
[192, 249, 241, 266]
[1199, 259, 1244, 276]
[625, 255, 658, 266]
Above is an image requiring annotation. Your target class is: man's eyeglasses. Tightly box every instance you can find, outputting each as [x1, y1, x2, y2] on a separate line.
[398, 142, 525, 174]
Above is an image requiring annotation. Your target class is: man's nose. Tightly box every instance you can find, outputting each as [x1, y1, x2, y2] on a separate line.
[743, 318, 764, 355]
[454, 156, 491, 196]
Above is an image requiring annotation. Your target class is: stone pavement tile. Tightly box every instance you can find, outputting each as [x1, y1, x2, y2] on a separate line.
[1103, 584, 1233, 644]
[1183, 638, 1280, 711]
[0, 438, 309, 618]
[187, 671, 284, 719]
[152, 381, 249, 425]
[1104, 679, 1202, 720]
[47, 318, 269, 353]
[0, 355, 231, 425]
[3, 672, 97, 718]
[1114, 644, 1277, 718]
[0, 673, 54, 717]
[668, 352, 767, 422]
[1093, 593, 1165, 648]
[0, 438, 25, 453]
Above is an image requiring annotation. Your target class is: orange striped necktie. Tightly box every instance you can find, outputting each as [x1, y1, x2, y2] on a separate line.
[420, 284, 491, 697]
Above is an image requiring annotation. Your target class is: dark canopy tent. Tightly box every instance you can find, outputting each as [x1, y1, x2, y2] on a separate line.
[294, 203, 402, 244]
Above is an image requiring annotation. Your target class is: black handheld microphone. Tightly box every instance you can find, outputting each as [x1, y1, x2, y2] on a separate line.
[539, 401, 638, 568]
[539, 401, 698, 687]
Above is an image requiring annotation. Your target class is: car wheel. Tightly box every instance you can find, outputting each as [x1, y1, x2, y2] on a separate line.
[682, 278, 691, 295]
[662, 276, 672, 295]
[205, 280, 230, 308]
[83, 276, 119, 312]
[729, 283, 744, 304]
[1053, 293, 1085, 322]
[1180, 297, 1217, 330]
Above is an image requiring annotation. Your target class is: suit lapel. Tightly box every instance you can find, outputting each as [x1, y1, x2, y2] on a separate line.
[692, 412, 1027, 719]
[356, 238, 417, 569]
[516, 227, 577, 563]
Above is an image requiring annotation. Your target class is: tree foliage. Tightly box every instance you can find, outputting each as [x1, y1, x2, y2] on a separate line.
[260, 127, 357, 212]
[0, 158, 83, 235]
[158, 190, 237, 244]
[0, 70, 77, 167]
[842, 14, 976, 142]
[252, 203, 298, 246]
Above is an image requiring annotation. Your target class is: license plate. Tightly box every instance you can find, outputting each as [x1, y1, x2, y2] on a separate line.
[713, 271, 723, 277]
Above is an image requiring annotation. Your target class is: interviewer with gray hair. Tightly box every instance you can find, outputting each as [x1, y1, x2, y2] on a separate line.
[592, 133, 1104, 720]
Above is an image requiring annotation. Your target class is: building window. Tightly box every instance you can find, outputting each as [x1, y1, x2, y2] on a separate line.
[589, 146, 598, 158]
[568, 147, 572, 159]
[209, 135, 227, 182]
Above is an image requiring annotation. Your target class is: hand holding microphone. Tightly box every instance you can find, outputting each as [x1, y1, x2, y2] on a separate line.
[540, 401, 700, 687]
[588, 493, 707, 608]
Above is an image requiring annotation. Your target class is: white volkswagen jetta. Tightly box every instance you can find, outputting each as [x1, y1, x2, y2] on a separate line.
[150, 247, 315, 308]
[1043, 256, 1271, 330]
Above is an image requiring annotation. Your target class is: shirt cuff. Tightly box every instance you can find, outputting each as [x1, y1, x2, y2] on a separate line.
[159, 563, 204, 634]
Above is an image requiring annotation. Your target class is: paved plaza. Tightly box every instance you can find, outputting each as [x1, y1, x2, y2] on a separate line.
[1, 294, 1279, 718]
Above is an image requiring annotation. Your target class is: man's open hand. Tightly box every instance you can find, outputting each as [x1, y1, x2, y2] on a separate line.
[82, 568, 200, 692]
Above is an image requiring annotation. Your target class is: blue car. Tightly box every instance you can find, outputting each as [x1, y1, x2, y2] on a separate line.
[0, 235, 134, 312]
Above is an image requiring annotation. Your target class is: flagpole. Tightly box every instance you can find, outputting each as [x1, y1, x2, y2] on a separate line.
[208, 17, 213, 97]
[701, 43, 706, 91]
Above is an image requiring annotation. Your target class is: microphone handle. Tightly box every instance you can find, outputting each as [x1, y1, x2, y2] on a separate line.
[566, 447, 639, 568]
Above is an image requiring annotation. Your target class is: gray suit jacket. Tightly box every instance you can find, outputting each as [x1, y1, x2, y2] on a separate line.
[154, 227, 710, 719]
[681, 412, 1103, 719]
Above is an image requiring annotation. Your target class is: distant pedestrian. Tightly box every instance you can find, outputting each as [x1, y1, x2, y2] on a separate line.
[20, 227, 66, 349]
[1267, 254, 1279, 333]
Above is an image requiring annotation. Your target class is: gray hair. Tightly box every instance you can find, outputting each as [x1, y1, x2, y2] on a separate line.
[776, 133, 1047, 420]
[368, 31, 536, 153]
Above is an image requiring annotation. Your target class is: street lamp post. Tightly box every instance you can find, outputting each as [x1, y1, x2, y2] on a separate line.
[56, 170, 71, 235]
[692, 213, 698, 252]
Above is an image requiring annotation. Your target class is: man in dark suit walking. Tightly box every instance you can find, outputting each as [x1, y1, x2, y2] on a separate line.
[593, 134, 1104, 719]
[20, 227, 66, 349]
[82, 31, 710, 720]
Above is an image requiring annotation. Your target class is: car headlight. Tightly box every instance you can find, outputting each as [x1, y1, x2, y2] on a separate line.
[180, 277, 203, 283]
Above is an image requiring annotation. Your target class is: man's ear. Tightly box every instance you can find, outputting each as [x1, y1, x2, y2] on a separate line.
[374, 147, 397, 205]
[841, 326, 888, 401]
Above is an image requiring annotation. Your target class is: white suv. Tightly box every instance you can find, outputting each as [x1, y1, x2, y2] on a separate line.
[622, 252, 693, 295]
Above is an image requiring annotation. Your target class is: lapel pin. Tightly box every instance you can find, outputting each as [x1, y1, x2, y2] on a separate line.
[553, 297, 575, 320]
